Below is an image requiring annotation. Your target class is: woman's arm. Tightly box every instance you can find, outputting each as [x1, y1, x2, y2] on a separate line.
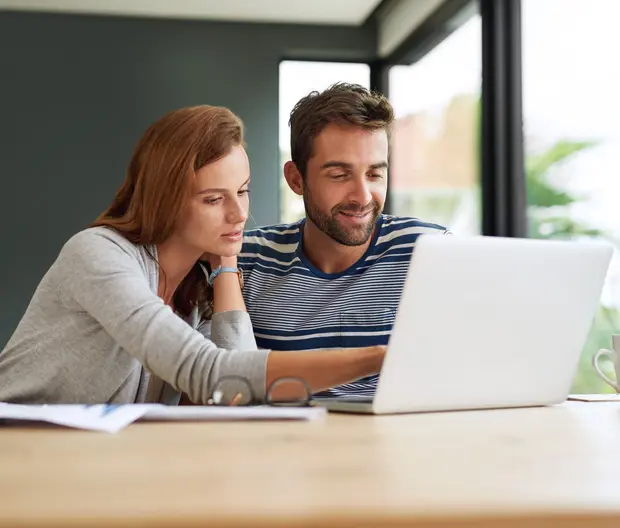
[198, 256, 386, 401]
[59, 230, 385, 405]
[180, 345, 385, 404]
[58, 230, 268, 404]
[203, 255, 246, 314]
[266, 346, 385, 401]
[197, 310, 258, 353]
[197, 254, 258, 351]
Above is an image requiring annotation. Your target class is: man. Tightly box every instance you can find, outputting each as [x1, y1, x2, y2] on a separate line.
[239, 83, 450, 398]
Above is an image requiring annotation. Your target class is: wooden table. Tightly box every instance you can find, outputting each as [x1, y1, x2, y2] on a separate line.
[1, 401, 620, 527]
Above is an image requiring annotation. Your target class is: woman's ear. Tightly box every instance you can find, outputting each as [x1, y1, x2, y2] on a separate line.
[283, 161, 304, 197]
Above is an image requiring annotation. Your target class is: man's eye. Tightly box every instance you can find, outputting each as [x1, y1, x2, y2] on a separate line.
[368, 173, 384, 180]
[331, 174, 347, 180]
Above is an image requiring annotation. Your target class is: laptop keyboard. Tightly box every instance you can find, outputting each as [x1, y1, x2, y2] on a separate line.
[313, 395, 375, 404]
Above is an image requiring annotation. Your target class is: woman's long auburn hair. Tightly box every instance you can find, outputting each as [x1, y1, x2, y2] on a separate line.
[91, 105, 245, 316]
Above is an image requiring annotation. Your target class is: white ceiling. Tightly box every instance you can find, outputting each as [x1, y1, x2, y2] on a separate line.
[377, 0, 444, 57]
[0, 0, 384, 25]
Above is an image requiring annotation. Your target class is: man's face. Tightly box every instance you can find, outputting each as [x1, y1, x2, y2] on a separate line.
[303, 124, 388, 246]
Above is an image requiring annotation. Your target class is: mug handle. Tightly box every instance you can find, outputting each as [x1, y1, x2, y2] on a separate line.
[592, 349, 620, 392]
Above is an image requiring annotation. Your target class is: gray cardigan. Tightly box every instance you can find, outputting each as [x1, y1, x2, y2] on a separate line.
[0, 227, 269, 405]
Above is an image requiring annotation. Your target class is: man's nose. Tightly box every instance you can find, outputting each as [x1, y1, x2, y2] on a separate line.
[349, 178, 373, 206]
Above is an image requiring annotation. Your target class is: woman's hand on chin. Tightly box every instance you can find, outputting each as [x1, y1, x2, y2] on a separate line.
[200, 253, 238, 269]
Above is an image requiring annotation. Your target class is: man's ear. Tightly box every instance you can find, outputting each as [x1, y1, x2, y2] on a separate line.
[284, 161, 304, 197]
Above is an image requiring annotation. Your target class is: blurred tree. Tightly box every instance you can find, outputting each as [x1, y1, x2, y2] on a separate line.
[524, 139, 618, 393]
[526, 140, 606, 239]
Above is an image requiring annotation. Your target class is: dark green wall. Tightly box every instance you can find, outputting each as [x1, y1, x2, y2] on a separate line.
[0, 11, 375, 346]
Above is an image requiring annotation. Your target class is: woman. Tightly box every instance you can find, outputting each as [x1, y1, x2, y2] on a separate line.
[0, 105, 385, 405]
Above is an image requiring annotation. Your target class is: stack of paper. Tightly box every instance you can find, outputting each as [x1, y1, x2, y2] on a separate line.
[0, 403, 326, 433]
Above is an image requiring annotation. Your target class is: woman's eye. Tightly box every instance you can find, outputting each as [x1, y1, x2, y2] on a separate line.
[238, 189, 251, 197]
[204, 197, 222, 205]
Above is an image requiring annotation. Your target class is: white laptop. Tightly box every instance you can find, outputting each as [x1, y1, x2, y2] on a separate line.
[313, 234, 613, 414]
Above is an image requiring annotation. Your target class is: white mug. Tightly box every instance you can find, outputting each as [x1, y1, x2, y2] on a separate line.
[593, 335, 620, 392]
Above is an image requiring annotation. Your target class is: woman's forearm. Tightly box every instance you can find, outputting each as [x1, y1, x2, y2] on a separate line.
[210, 256, 246, 314]
[265, 346, 386, 400]
[180, 346, 385, 405]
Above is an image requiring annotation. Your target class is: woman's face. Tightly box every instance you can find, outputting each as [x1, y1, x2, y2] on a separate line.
[175, 145, 250, 257]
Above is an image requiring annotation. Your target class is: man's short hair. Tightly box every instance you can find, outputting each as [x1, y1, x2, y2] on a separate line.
[289, 82, 394, 178]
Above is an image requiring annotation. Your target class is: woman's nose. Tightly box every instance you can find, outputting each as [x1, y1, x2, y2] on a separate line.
[226, 198, 248, 224]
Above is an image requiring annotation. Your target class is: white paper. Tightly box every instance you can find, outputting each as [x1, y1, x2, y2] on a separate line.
[140, 404, 326, 422]
[0, 402, 325, 433]
[0, 403, 149, 433]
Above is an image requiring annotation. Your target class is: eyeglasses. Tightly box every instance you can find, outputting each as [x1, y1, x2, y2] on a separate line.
[206, 375, 312, 407]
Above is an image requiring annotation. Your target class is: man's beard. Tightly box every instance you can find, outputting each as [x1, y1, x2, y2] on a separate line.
[303, 188, 381, 247]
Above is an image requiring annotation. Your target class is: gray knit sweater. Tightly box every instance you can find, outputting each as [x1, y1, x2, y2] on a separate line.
[0, 227, 269, 405]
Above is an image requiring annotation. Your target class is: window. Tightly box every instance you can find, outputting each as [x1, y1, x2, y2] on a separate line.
[523, 0, 620, 392]
[388, 14, 482, 234]
[278, 60, 370, 224]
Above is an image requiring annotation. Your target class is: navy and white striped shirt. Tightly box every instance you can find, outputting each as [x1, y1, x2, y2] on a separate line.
[238, 215, 449, 397]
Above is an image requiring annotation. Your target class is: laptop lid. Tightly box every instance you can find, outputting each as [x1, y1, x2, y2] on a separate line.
[372, 235, 613, 414]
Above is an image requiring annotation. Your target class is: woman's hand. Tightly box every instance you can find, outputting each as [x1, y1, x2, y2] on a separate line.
[201, 253, 237, 270]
